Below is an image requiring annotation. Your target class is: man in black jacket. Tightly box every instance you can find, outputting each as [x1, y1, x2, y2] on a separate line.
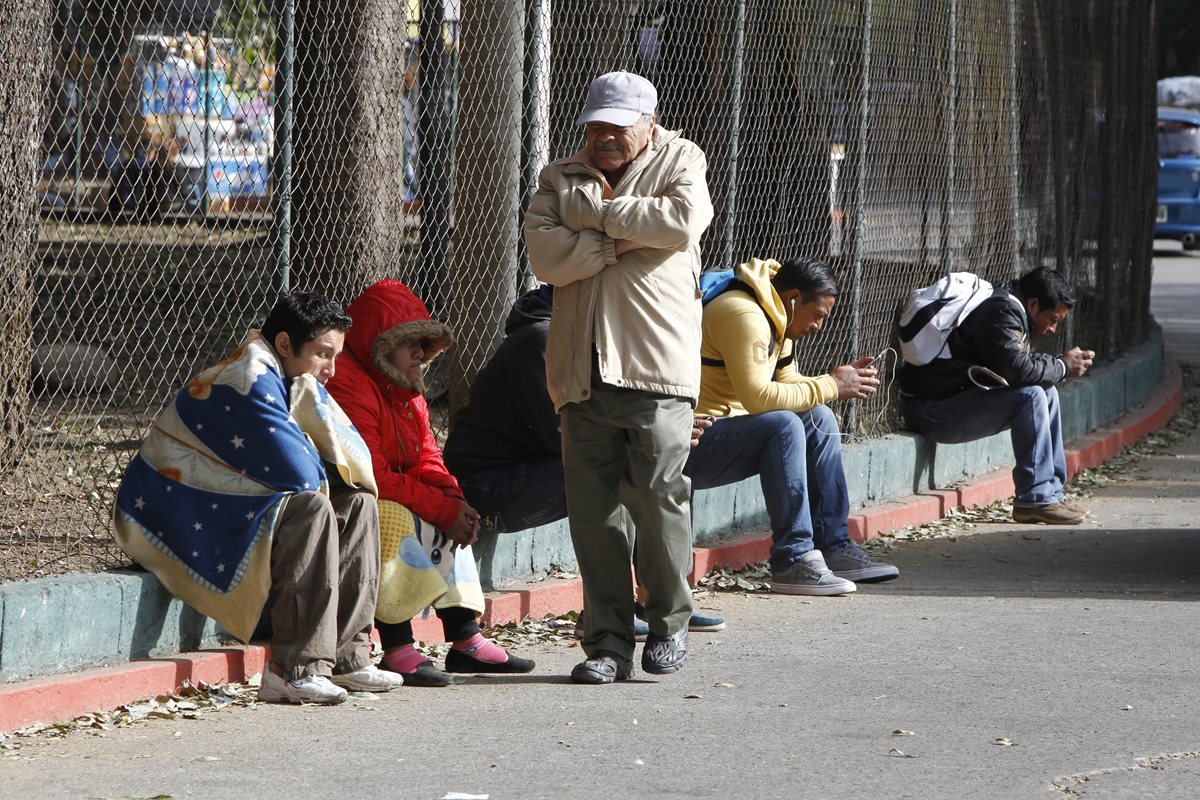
[443, 284, 566, 533]
[899, 267, 1094, 524]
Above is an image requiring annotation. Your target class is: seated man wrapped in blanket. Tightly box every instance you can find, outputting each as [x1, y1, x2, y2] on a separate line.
[111, 292, 404, 705]
[327, 280, 535, 687]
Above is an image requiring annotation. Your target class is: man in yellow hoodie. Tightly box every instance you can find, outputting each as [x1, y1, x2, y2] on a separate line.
[693, 257, 899, 595]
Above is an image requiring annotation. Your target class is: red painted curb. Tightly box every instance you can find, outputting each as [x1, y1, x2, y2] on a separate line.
[689, 530, 770, 579]
[956, 475, 1018, 510]
[0, 646, 268, 732]
[408, 578, 585, 643]
[1, 356, 1184, 734]
[482, 579, 585, 627]
[1117, 358, 1183, 449]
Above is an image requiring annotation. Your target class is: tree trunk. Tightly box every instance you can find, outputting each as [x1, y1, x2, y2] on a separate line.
[448, 0, 524, 416]
[289, 0, 409, 298]
[0, 0, 50, 469]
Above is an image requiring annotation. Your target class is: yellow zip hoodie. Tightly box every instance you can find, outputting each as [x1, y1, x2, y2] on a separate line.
[695, 257, 839, 418]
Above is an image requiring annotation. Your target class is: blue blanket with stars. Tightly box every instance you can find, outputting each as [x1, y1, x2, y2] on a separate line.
[111, 332, 376, 642]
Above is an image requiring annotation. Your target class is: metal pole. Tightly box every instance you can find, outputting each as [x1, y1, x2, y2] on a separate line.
[71, 2, 83, 204]
[1052, 3, 1070, 343]
[272, 0, 295, 295]
[940, 0, 957, 273]
[418, 0, 452, 319]
[202, 29, 212, 219]
[1100, 4, 1121, 356]
[848, 0, 872, 434]
[722, 0, 747, 270]
[1052, 3, 1067, 276]
[1007, 0, 1020, 275]
[520, 0, 551, 292]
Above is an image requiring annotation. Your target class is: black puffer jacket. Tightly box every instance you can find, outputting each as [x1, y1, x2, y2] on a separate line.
[899, 280, 1066, 400]
[443, 285, 559, 478]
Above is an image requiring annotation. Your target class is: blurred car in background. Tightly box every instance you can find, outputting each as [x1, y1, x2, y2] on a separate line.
[1157, 105, 1200, 250]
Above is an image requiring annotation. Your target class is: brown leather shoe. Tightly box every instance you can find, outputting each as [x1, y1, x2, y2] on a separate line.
[1012, 501, 1086, 525]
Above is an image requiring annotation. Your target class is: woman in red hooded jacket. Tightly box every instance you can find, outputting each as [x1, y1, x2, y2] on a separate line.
[328, 280, 535, 686]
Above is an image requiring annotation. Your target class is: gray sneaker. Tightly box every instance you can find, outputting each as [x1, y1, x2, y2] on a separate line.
[571, 650, 634, 685]
[770, 551, 857, 596]
[824, 541, 900, 583]
[642, 629, 688, 675]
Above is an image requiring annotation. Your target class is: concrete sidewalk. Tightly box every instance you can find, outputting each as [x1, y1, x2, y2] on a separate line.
[0, 356, 1183, 738]
[0, 360, 1195, 799]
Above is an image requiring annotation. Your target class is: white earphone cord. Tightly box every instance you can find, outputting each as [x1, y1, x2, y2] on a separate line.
[803, 346, 896, 439]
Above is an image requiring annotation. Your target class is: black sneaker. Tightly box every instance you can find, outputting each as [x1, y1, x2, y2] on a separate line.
[641, 629, 688, 675]
[570, 650, 634, 684]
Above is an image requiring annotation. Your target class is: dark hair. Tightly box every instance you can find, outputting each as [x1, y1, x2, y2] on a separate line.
[261, 292, 352, 351]
[1017, 267, 1075, 311]
[771, 258, 840, 304]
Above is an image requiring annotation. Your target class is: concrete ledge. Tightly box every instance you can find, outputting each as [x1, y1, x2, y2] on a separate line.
[0, 571, 221, 683]
[474, 327, 1165, 583]
[676, 350, 1181, 576]
[0, 335, 1178, 732]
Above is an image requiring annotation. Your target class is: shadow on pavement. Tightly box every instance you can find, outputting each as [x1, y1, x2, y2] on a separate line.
[869, 527, 1200, 601]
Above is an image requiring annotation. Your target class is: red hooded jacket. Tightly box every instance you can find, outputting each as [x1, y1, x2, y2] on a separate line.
[326, 280, 462, 529]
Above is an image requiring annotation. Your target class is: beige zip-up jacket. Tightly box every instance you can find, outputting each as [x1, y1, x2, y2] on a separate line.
[524, 126, 714, 411]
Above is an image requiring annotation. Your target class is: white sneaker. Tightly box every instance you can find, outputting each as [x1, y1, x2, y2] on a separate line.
[258, 670, 348, 705]
[330, 664, 404, 692]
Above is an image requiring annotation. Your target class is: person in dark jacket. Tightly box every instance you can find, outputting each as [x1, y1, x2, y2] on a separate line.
[899, 267, 1095, 525]
[443, 284, 726, 636]
[443, 285, 566, 532]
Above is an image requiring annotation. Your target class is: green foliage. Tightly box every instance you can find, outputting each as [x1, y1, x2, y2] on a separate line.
[214, 0, 276, 66]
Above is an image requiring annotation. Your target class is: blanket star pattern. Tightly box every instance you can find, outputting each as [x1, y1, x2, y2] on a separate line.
[111, 332, 376, 641]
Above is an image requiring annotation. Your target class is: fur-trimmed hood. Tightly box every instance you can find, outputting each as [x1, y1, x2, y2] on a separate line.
[342, 280, 454, 394]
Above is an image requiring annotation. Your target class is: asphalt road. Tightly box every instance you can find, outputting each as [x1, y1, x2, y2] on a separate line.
[0, 251, 1196, 800]
[1153, 240, 1200, 365]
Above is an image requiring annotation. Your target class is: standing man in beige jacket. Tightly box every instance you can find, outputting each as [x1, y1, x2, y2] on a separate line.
[524, 71, 714, 684]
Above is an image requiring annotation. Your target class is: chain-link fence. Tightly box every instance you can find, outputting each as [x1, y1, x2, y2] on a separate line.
[1, 0, 1156, 581]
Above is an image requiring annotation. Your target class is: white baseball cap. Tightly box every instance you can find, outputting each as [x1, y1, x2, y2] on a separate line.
[576, 71, 658, 127]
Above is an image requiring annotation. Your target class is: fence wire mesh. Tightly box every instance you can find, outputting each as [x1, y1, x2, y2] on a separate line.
[3, 0, 1156, 581]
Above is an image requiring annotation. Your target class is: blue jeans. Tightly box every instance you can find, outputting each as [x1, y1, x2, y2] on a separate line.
[458, 406, 853, 574]
[684, 407, 851, 572]
[903, 384, 1067, 506]
[457, 458, 568, 534]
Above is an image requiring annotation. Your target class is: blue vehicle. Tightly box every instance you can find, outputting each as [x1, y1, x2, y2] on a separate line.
[1157, 106, 1200, 250]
